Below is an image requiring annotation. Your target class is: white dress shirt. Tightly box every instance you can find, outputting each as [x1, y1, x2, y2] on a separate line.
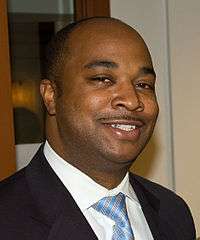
[44, 141, 154, 240]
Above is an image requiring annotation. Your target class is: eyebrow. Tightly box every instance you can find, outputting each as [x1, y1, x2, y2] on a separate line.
[84, 60, 156, 77]
[84, 60, 118, 69]
[139, 67, 156, 78]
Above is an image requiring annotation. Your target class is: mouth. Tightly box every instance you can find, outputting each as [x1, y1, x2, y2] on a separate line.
[100, 119, 145, 141]
[110, 123, 137, 131]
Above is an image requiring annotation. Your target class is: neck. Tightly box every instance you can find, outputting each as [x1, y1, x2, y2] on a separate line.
[86, 168, 129, 190]
[57, 151, 130, 190]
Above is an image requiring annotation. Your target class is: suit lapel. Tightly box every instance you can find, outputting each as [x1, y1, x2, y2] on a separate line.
[130, 174, 179, 240]
[47, 198, 97, 240]
[47, 193, 97, 240]
[25, 146, 97, 240]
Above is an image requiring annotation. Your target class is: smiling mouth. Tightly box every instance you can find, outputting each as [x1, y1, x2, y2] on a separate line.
[97, 115, 146, 141]
[98, 116, 145, 140]
[110, 124, 136, 131]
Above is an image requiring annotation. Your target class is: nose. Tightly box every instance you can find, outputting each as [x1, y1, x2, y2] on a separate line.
[111, 82, 144, 112]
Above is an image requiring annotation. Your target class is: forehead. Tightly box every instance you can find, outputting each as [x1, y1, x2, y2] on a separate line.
[66, 20, 152, 67]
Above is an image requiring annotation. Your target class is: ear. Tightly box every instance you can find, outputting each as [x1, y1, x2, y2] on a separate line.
[40, 79, 56, 115]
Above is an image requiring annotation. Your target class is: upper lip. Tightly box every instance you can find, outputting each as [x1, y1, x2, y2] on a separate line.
[99, 118, 145, 128]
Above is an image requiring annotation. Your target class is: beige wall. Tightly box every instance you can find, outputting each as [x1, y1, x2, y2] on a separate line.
[168, 0, 200, 236]
[111, 0, 200, 236]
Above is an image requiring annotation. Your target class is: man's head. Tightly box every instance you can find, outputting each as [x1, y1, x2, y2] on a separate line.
[40, 17, 159, 187]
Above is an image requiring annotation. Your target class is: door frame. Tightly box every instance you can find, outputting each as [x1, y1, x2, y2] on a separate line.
[0, 0, 16, 180]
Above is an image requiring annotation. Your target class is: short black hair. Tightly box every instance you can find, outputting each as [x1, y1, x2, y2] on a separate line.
[44, 21, 77, 88]
[44, 17, 123, 91]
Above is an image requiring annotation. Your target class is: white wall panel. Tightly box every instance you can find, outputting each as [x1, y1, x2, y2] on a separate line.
[168, 0, 200, 236]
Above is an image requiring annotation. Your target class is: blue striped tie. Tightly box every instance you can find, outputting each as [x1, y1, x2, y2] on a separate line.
[92, 192, 134, 240]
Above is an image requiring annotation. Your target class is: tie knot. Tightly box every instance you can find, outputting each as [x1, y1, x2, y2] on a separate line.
[92, 192, 126, 224]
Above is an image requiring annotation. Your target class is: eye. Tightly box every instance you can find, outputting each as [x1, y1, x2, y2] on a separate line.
[135, 82, 155, 91]
[90, 76, 113, 85]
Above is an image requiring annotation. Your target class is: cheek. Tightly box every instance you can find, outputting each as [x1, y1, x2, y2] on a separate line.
[77, 92, 110, 116]
[144, 97, 159, 119]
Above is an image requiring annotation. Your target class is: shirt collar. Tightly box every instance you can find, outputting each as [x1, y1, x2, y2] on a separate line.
[44, 141, 140, 211]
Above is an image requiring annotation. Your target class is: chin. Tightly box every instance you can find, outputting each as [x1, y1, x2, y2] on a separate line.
[103, 146, 143, 165]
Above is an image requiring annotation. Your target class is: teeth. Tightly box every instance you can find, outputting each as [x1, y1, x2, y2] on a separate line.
[111, 124, 136, 131]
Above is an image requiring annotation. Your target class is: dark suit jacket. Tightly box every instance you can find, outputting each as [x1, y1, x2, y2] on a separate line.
[0, 146, 196, 239]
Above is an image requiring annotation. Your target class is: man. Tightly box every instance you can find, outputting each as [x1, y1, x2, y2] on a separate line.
[0, 17, 196, 239]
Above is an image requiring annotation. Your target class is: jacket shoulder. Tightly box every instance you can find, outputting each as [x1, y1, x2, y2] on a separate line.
[0, 167, 49, 238]
[0, 168, 35, 214]
[131, 173, 196, 238]
[132, 174, 186, 204]
[0, 168, 27, 198]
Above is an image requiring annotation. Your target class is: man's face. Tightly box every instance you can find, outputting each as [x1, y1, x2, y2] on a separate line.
[54, 22, 159, 173]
